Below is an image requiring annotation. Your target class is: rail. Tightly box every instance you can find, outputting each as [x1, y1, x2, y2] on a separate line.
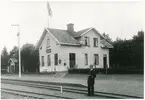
[1, 79, 143, 99]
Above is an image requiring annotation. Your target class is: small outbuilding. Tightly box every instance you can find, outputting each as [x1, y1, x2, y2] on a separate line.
[8, 54, 18, 73]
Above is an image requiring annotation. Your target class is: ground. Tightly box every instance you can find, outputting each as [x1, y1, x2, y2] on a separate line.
[65, 74, 143, 97]
[1, 73, 144, 98]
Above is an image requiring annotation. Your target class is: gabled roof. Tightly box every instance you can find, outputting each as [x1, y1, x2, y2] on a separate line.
[48, 28, 80, 45]
[8, 58, 18, 63]
[74, 28, 91, 37]
[35, 26, 113, 49]
[35, 29, 47, 49]
[35, 28, 81, 49]
[75, 27, 105, 39]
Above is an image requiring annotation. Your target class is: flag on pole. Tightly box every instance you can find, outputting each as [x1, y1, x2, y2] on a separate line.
[47, 1, 52, 17]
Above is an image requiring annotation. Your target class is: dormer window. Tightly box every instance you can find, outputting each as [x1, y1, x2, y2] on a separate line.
[84, 36, 90, 46]
[46, 37, 50, 48]
[93, 38, 98, 47]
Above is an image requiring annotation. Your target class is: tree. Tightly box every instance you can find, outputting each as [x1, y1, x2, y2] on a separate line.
[131, 30, 144, 69]
[9, 46, 18, 58]
[110, 30, 144, 70]
[1, 46, 8, 56]
[21, 43, 39, 72]
[102, 32, 113, 43]
[1, 46, 9, 70]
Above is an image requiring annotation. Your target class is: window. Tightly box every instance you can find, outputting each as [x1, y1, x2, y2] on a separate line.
[47, 55, 51, 66]
[84, 37, 90, 46]
[85, 54, 88, 65]
[46, 37, 50, 48]
[93, 38, 98, 47]
[41, 56, 44, 66]
[94, 54, 99, 65]
[54, 53, 58, 65]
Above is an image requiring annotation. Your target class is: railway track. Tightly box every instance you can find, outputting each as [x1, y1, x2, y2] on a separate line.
[1, 79, 142, 99]
[1, 88, 73, 99]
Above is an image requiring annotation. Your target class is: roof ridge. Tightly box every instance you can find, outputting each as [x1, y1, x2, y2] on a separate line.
[77, 27, 92, 32]
[48, 28, 66, 31]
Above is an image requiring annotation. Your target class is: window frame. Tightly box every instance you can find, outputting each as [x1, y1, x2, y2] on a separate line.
[41, 56, 44, 66]
[93, 38, 98, 47]
[47, 55, 51, 66]
[54, 53, 58, 65]
[94, 54, 99, 65]
[46, 37, 50, 48]
[85, 53, 88, 65]
[84, 36, 90, 46]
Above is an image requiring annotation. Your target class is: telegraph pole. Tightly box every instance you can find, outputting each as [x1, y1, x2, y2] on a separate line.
[11, 24, 21, 78]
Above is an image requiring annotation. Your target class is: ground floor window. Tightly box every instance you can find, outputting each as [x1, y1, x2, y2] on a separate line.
[54, 53, 58, 65]
[94, 54, 99, 65]
[85, 53, 88, 65]
[41, 56, 44, 66]
[47, 55, 51, 66]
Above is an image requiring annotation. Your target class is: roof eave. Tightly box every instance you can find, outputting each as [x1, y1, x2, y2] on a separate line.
[60, 42, 81, 46]
[101, 46, 114, 49]
[35, 28, 47, 50]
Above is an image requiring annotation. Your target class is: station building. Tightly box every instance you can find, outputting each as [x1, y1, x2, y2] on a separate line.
[36, 23, 113, 73]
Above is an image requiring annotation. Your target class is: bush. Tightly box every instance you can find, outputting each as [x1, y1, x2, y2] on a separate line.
[1, 69, 7, 74]
[68, 68, 103, 74]
[106, 68, 143, 74]
[68, 68, 143, 74]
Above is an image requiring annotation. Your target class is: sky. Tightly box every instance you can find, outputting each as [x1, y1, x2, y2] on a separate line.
[0, 0, 145, 52]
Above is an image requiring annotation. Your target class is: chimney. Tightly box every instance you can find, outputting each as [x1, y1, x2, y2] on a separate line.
[67, 23, 74, 34]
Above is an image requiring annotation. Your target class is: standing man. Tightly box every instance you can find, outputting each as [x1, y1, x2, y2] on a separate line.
[87, 64, 96, 96]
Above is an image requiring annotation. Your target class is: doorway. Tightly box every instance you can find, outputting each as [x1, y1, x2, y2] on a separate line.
[69, 53, 76, 69]
[103, 54, 107, 69]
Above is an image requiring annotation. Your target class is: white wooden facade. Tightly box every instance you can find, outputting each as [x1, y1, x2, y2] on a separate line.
[36, 24, 113, 73]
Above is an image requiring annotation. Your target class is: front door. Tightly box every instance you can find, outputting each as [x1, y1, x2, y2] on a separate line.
[69, 53, 76, 69]
[103, 55, 107, 69]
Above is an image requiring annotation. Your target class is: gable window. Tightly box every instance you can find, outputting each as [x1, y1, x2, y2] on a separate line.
[41, 56, 44, 66]
[47, 55, 51, 66]
[94, 54, 99, 65]
[46, 37, 50, 48]
[84, 37, 90, 46]
[93, 38, 98, 47]
[54, 53, 58, 65]
[85, 53, 88, 65]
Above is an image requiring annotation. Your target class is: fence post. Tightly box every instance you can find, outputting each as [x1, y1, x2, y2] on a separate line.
[60, 86, 63, 93]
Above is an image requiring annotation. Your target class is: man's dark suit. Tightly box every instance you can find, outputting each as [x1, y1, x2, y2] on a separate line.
[88, 69, 96, 96]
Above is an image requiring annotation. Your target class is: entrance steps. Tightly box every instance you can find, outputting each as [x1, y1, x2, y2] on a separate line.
[53, 71, 68, 78]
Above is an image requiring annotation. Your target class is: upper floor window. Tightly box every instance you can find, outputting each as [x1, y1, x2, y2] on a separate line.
[93, 38, 98, 47]
[41, 56, 44, 66]
[54, 53, 58, 65]
[84, 37, 90, 46]
[46, 37, 50, 48]
[47, 55, 51, 66]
